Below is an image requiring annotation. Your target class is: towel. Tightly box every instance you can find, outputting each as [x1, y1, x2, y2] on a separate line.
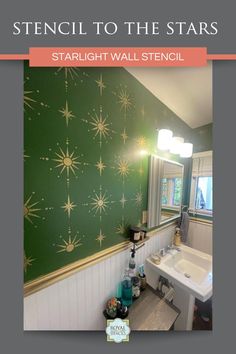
[180, 212, 189, 243]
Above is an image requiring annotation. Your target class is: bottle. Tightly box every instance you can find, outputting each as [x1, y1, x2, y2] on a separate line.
[121, 268, 133, 307]
[128, 248, 136, 278]
[174, 227, 181, 246]
[132, 276, 141, 299]
[138, 264, 147, 290]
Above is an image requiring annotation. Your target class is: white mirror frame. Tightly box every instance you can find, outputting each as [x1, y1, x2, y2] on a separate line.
[147, 155, 184, 229]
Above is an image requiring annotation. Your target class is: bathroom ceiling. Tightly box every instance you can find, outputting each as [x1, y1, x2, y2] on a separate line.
[126, 63, 212, 129]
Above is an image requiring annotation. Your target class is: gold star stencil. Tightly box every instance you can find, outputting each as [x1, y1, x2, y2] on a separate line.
[120, 193, 127, 208]
[24, 90, 36, 111]
[84, 185, 115, 222]
[121, 128, 128, 144]
[82, 106, 115, 148]
[95, 157, 106, 176]
[24, 252, 35, 273]
[113, 85, 134, 119]
[55, 67, 89, 91]
[61, 195, 77, 218]
[133, 190, 143, 206]
[95, 229, 106, 247]
[55, 228, 83, 254]
[95, 74, 106, 96]
[24, 193, 54, 227]
[116, 217, 129, 236]
[41, 139, 89, 188]
[24, 193, 41, 225]
[59, 101, 76, 126]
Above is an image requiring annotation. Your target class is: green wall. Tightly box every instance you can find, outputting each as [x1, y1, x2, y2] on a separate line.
[24, 63, 193, 283]
[192, 123, 213, 153]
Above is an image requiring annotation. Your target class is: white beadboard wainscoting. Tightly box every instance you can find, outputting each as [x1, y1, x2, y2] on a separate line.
[187, 219, 212, 255]
[24, 223, 175, 330]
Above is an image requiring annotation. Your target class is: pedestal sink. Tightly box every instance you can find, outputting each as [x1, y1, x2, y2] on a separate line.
[146, 245, 212, 330]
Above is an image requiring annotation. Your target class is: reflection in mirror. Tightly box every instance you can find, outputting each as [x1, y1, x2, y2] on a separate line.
[160, 161, 183, 222]
[148, 155, 184, 228]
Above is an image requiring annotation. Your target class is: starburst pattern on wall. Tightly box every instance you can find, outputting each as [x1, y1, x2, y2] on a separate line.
[56, 228, 82, 253]
[136, 136, 147, 148]
[117, 159, 130, 178]
[24, 252, 35, 273]
[59, 101, 76, 126]
[95, 229, 106, 247]
[89, 107, 110, 147]
[95, 74, 106, 96]
[55, 67, 81, 91]
[134, 191, 143, 206]
[24, 193, 41, 224]
[53, 139, 81, 185]
[120, 193, 127, 208]
[90, 187, 110, 215]
[61, 195, 76, 218]
[56, 67, 80, 80]
[117, 89, 132, 115]
[85, 185, 115, 221]
[121, 128, 128, 144]
[24, 90, 36, 111]
[95, 157, 106, 176]
[116, 217, 129, 236]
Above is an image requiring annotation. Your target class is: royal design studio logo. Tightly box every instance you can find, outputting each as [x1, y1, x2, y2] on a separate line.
[106, 318, 130, 343]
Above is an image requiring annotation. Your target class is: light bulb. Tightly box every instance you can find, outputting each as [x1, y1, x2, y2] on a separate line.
[180, 143, 193, 158]
[170, 137, 184, 154]
[157, 129, 173, 151]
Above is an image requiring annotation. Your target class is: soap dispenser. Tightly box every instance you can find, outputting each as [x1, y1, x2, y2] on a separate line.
[128, 247, 136, 278]
[174, 227, 181, 246]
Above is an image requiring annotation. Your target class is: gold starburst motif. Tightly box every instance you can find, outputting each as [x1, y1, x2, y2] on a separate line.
[121, 128, 128, 144]
[24, 252, 35, 273]
[116, 218, 128, 236]
[96, 229, 106, 247]
[89, 107, 110, 146]
[95, 157, 106, 176]
[134, 191, 143, 206]
[120, 193, 127, 208]
[53, 142, 80, 179]
[56, 230, 82, 253]
[59, 101, 75, 126]
[95, 74, 106, 96]
[24, 90, 36, 110]
[117, 159, 130, 178]
[118, 89, 132, 114]
[90, 186, 110, 215]
[136, 136, 147, 148]
[61, 195, 76, 218]
[56, 67, 79, 80]
[24, 194, 41, 224]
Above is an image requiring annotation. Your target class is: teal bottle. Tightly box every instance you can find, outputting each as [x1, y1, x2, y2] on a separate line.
[121, 268, 133, 307]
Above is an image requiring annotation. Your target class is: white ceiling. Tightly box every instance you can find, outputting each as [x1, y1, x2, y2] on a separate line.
[126, 63, 212, 129]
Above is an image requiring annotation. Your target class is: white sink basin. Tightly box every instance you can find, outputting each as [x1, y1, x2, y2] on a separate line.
[147, 245, 212, 302]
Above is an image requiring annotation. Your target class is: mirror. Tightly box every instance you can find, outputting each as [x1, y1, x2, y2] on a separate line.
[148, 155, 184, 228]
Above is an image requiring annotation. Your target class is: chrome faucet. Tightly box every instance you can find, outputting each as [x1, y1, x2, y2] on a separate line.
[167, 244, 181, 253]
[159, 248, 166, 257]
[160, 245, 181, 257]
